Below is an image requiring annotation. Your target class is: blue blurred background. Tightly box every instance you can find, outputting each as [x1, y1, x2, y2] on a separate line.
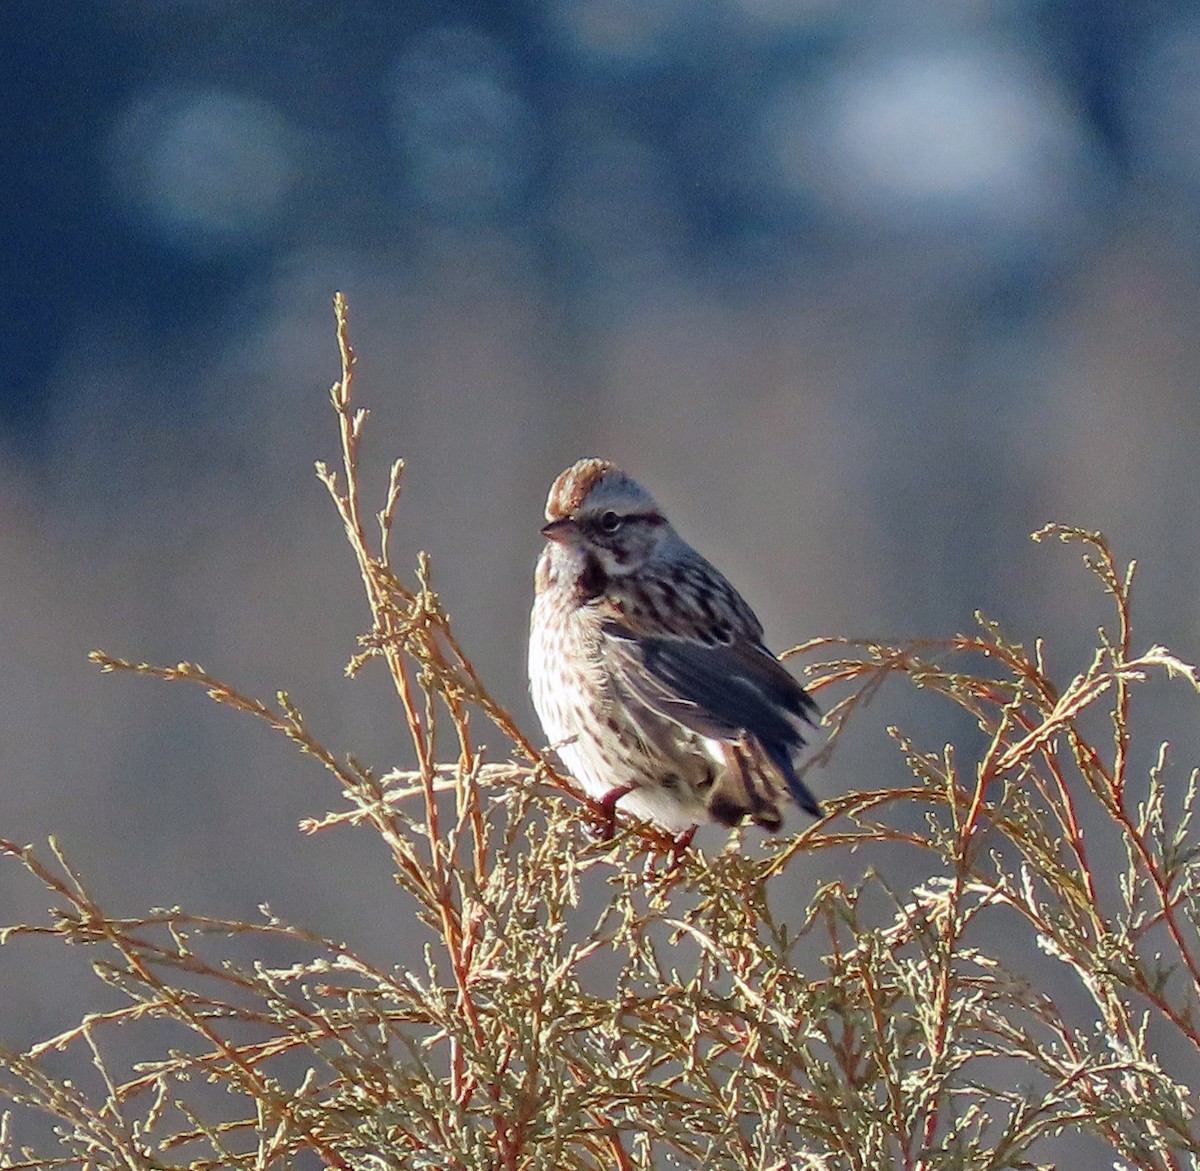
[3, 2, 1200, 1161]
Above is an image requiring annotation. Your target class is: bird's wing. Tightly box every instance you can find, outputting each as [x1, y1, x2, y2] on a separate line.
[602, 622, 818, 746]
[596, 551, 817, 736]
[588, 549, 823, 816]
[601, 621, 822, 817]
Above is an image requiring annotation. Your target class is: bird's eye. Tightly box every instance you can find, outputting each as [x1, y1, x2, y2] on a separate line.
[598, 511, 623, 533]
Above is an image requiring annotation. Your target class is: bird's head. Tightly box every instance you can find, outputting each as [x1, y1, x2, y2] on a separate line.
[540, 458, 676, 581]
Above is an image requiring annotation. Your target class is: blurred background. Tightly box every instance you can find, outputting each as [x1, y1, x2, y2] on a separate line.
[3, 1, 1200, 1162]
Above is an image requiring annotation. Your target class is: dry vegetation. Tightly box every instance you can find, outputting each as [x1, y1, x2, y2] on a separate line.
[3, 295, 1200, 1169]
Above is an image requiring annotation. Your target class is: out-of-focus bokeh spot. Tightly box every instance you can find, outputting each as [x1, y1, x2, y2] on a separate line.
[1122, 15, 1200, 192]
[779, 46, 1089, 233]
[108, 88, 297, 251]
[390, 25, 535, 220]
[546, 0, 694, 62]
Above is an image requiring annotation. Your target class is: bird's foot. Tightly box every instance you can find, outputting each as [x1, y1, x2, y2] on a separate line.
[593, 784, 635, 841]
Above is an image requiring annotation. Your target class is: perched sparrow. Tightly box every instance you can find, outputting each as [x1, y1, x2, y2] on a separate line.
[528, 458, 821, 840]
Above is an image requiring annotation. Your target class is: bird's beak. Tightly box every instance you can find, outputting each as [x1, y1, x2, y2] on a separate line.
[540, 517, 577, 543]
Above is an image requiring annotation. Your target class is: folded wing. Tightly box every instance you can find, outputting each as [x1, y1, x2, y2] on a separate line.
[602, 621, 822, 817]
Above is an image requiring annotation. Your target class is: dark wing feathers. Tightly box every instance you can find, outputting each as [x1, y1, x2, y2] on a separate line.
[601, 622, 822, 817]
[628, 634, 817, 742]
[758, 737, 822, 818]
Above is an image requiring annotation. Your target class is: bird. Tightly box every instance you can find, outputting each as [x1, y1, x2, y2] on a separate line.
[528, 457, 822, 845]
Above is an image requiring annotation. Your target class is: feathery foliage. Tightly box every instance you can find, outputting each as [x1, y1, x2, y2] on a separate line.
[3, 295, 1200, 1169]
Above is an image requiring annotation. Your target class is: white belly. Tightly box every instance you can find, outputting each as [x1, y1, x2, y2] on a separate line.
[529, 591, 713, 833]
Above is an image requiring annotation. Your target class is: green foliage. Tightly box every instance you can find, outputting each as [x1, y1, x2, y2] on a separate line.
[3, 295, 1200, 1169]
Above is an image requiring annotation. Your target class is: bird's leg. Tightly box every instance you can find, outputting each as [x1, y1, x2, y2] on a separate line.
[593, 784, 634, 841]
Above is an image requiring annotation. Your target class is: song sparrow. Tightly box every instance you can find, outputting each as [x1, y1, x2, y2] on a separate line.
[528, 458, 821, 840]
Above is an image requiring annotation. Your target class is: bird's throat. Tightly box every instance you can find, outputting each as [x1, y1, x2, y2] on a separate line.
[577, 550, 609, 602]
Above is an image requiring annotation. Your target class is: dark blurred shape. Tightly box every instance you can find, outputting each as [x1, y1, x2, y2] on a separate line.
[1, 5, 137, 434]
[1122, 14, 1200, 196]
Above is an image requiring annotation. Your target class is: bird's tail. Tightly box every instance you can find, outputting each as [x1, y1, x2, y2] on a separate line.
[761, 738, 822, 819]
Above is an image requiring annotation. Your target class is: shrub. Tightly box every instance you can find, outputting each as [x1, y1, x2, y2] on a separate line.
[3, 295, 1199, 1169]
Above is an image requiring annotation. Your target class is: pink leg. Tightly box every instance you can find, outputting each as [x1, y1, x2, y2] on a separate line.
[594, 784, 634, 841]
